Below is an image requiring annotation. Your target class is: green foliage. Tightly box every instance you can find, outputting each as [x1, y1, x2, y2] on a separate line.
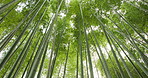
[0, 0, 147, 78]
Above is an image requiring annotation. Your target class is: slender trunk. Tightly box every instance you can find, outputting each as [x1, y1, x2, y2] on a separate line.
[0, 0, 19, 13]
[76, 44, 79, 78]
[46, 32, 56, 78]
[49, 30, 64, 78]
[63, 43, 70, 78]
[0, 1, 20, 24]
[84, 47, 89, 78]
[109, 35, 140, 78]
[95, 13, 148, 76]
[1, 64, 11, 78]
[109, 35, 144, 78]
[0, 0, 40, 52]
[90, 27, 111, 78]
[77, 10, 84, 77]
[122, 22, 148, 68]
[90, 33, 111, 78]
[13, 8, 47, 78]
[37, 43, 48, 78]
[106, 27, 148, 76]
[101, 24, 126, 78]
[106, 14, 148, 68]
[115, 10, 148, 44]
[104, 47, 121, 78]
[127, 2, 148, 12]
[21, 34, 42, 78]
[79, 3, 94, 78]
[0, 0, 44, 71]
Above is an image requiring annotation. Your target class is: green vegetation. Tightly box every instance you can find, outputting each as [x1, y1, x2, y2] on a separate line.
[0, 0, 147, 78]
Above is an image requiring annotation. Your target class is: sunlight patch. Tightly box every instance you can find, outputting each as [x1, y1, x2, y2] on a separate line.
[15, 3, 27, 12]
[70, 21, 75, 28]
[59, 13, 66, 18]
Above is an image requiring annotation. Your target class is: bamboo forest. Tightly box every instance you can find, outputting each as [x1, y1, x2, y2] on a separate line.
[0, 0, 148, 78]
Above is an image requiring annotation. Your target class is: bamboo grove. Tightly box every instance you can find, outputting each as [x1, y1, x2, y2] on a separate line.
[0, 0, 148, 78]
